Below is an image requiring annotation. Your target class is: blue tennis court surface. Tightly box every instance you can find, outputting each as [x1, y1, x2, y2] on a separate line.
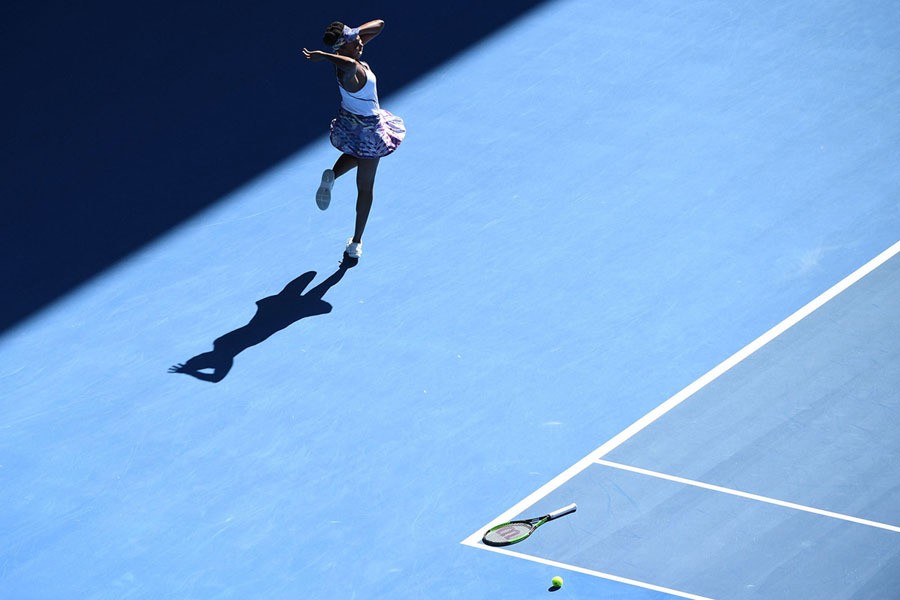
[3, 0, 899, 598]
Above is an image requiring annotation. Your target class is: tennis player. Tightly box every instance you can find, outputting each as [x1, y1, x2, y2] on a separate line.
[302, 20, 406, 261]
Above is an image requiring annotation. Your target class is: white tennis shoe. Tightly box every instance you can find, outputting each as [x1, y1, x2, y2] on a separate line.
[344, 239, 362, 259]
[316, 169, 335, 210]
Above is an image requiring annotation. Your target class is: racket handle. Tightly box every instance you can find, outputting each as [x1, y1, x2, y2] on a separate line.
[547, 503, 577, 521]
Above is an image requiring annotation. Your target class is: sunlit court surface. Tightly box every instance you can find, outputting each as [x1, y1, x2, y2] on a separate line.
[2, 1, 899, 599]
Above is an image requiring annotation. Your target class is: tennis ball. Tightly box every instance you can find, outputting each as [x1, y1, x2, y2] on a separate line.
[551, 575, 564, 588]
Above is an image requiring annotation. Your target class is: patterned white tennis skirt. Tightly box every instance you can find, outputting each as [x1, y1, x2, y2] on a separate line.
[330, 107, 406, 159]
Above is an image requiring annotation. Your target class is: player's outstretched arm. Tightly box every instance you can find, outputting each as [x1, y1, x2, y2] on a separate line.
[302, 48, 358, 74]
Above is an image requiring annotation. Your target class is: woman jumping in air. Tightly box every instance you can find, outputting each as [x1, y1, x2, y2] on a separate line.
[302, 19, 406, 261]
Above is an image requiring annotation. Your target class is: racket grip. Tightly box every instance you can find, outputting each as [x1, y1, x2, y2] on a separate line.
[547, 503, 577, 520]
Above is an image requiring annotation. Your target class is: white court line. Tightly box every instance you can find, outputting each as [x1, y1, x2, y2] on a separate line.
[462, 239, 900, 582]
[597, 459, 900, 534]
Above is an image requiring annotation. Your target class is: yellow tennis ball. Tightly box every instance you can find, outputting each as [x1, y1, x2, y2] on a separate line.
[551, 576, 564, 588]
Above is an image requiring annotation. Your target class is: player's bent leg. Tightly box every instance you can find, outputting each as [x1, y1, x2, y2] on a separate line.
[333, 153, 358, 178]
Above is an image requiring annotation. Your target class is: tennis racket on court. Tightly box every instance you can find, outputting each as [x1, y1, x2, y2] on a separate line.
[482, 503, 577, 547]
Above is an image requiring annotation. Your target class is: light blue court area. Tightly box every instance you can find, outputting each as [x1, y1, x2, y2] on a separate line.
[2, 1, 900, 599]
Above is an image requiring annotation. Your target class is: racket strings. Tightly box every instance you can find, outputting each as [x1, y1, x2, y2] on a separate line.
[483, 522, 536, 545]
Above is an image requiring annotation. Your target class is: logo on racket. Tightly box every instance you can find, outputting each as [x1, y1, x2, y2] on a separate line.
[494, 526, 522, 541]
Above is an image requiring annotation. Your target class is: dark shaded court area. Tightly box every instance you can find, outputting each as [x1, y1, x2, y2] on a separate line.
[2, 0, 546, 333]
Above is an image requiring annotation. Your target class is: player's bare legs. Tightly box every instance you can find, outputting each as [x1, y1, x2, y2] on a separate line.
[318, 154, 359, 210]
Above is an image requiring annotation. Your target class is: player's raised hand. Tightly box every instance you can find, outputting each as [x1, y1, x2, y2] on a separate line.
[302, 48, 326, 62]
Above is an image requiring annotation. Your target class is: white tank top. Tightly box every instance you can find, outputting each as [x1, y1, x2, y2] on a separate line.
[338, 63, 380, 116]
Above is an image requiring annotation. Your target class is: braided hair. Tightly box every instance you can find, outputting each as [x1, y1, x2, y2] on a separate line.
[322, 21, 346, 47]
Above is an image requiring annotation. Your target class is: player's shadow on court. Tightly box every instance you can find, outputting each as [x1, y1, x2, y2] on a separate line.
[169, 261, 353, 382]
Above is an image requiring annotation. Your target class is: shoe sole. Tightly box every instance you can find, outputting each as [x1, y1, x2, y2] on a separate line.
[316, 171, 334, 210]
